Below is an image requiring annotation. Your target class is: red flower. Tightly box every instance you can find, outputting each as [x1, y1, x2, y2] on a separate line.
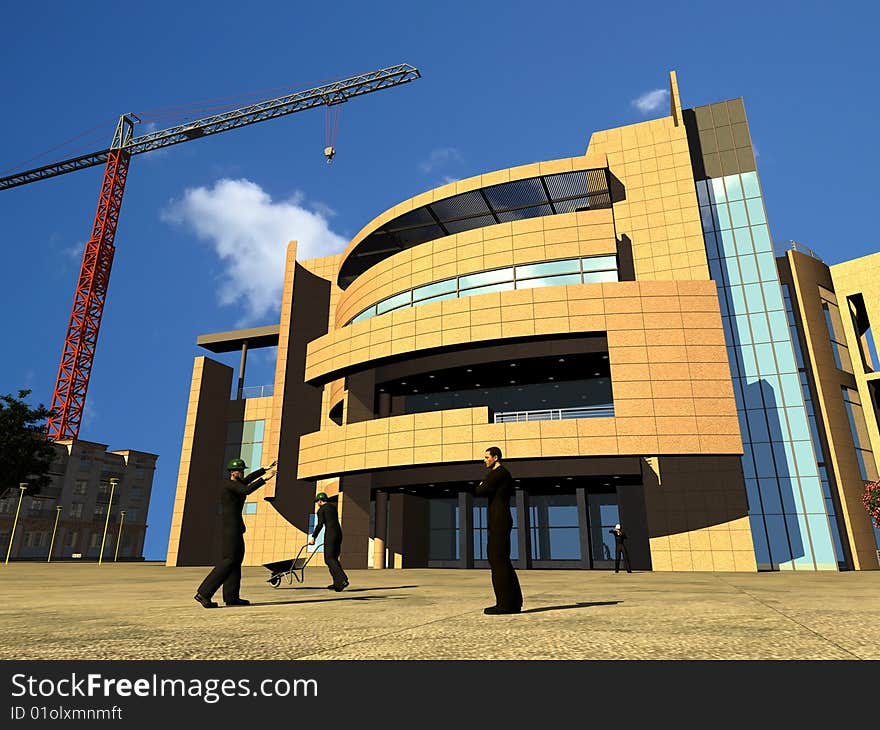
[864, 480, 880, 529]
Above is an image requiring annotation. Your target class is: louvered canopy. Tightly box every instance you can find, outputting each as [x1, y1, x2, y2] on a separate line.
[338, 167, 612, 289]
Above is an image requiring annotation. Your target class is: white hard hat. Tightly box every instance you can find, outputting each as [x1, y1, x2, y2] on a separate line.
[614, 523, 621, 529]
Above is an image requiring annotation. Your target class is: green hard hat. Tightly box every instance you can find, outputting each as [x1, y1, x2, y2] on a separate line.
[315, 492, 328, 502]
[226, 458, 247, 471]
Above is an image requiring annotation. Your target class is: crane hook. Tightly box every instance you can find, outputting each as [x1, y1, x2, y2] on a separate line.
[324, 145, 336, 164]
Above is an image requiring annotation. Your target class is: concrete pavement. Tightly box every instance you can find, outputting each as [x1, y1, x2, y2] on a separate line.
[2, 563, 879, 660]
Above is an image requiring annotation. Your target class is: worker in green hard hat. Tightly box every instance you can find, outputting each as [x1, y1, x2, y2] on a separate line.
[309, 491, 348, 591]
[194, 456, 277, 608]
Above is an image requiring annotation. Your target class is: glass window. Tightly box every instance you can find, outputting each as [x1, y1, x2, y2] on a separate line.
[708, 177, 726, 203]
[714, 202, 731, 231]
[744, 283, 765, 313]
[725, 174, 744, 201]
[582, 270, 618, 283]
[742, 450, 756, 479]
[351, 306, 376, 324]
[242, 502, 257, 515]
[729, 202, 749, 229]
[717, 228, 737, 257]
[700, 205, 716, 233]
[516, 273, 583, 289]
[762, 283, 784, 312]
[734, 226, 753, 255]
[746, 198, 766, 226]
[759, 476, 784, 515]
[793, 442, 820, 478]
[696, 179, 710, 206]
[753, 443, 777, 479]
[704, 231, 719, 260]
[413, 278, 456, 302]
[581, 255, 618, 272]
[769, 311, 791, 342]
[741, 171, 761, 199]
[723, 257, 741, 286]
[785, 408, 811, 441]
[748, 313, 771, 344]
[779, 373, 804, 408]
[728, 285, 746, 314]
[755, 343, 778, 376]
[419, 292, 458, 306]
[459, 268, 513, 290]
[750, 225, 772, 252]
[749, 514, 771, 565]
[377, 290, 412, 315]
[516, 259, 580, 279]
[746, 408, 770, 443]
[738, 254, 759, 284]
[460, 282, 515, 297]
[740, 343, 759, 378]
[773, 342, 797, 374]
[807, 513, 839, 565]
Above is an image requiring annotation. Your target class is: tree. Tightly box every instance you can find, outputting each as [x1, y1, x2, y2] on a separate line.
[0, 390, 56, 500]
[864, 480, 880, 530]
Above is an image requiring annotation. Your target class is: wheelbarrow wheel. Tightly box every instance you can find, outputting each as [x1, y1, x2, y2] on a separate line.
[269, 575, 281, 588]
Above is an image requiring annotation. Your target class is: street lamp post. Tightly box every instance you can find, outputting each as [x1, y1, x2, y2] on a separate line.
[4, 484, 28, 564]
[48, 505, 62, 563]
[98, 478, 118, 565]
[114, 510, 126, 562]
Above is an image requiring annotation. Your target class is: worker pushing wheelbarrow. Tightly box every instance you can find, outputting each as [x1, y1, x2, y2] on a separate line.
[262, 542, 322, 588]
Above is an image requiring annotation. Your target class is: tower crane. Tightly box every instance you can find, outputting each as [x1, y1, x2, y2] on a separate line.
[0, 64, 421, 441]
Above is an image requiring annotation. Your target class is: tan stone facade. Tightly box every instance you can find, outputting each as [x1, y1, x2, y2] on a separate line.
[167, 72, 878, 573]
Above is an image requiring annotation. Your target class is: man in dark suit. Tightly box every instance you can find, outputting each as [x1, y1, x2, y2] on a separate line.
[194, 457, 276, 608]
[309, 492, 349, 591]
[609, 523, 632, 573]
[477, 446, 523, 615]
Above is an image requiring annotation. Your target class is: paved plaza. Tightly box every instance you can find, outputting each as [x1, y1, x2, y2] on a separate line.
[1, 563, 879, 660]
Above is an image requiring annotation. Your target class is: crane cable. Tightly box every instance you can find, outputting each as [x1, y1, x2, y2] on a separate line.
[324, 104, 341, 164]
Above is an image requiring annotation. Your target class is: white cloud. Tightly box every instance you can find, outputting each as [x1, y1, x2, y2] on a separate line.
[161, 178, 347, 324]
[632, 89, 670, 114]
[63, 241, 85, 260]
[420, 147, 462, 173]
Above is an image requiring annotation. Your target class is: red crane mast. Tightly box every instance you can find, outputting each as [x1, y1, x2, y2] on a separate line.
[0, 64, 421, 440]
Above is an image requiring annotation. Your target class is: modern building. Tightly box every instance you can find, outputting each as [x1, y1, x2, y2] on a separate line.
[167, 71, 880, 573]
[0, 439, 156, 561]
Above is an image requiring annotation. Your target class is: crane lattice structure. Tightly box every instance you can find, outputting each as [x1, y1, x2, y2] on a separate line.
[0, 64, 421, 441]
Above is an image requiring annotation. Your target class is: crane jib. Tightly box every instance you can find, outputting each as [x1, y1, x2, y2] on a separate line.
[0, 64, 421, 192]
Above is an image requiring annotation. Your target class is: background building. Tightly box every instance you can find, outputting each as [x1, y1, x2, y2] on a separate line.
[0, 440, 156, 561]
[167, 72, 880, 572]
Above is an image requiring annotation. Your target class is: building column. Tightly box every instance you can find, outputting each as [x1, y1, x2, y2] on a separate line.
[373, 491, 388, 569]
[458, 491, 474, 568]
[576, 487, 592, 569]
[515, 489, 532, 570]
[339, 473, 371, 570]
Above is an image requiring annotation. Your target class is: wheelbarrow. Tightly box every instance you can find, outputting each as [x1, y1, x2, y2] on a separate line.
[262, 542, 322, 588]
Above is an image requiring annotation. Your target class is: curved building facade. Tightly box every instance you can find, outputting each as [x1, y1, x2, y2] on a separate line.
[167, 72, 880, 573]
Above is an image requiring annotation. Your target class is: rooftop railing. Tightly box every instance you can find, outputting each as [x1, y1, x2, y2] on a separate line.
[493, 405, 614, 423]
[774, 240, 824, 262]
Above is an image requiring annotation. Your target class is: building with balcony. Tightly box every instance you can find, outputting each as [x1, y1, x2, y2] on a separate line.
[166, 71, 880, 572]
[0, 440, 157, 561]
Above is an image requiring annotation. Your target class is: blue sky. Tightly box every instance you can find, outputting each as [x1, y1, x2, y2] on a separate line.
[1, 1, 877, 560]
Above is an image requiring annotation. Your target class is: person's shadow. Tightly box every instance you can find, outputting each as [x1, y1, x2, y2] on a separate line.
[520, 600, 621, 614]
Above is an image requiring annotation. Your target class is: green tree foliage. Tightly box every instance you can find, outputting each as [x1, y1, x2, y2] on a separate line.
[0, 390, 56, 499]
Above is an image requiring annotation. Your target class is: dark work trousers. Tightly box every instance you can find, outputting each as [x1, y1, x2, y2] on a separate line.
[615, 545, 632, 573]
[324, 531, 348, 588]
[198, 533, 245, 602]
[487, 515, 523, 611]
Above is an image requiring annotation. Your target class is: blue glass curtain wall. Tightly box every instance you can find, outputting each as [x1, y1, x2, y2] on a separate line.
[698, 172, 837, 570]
